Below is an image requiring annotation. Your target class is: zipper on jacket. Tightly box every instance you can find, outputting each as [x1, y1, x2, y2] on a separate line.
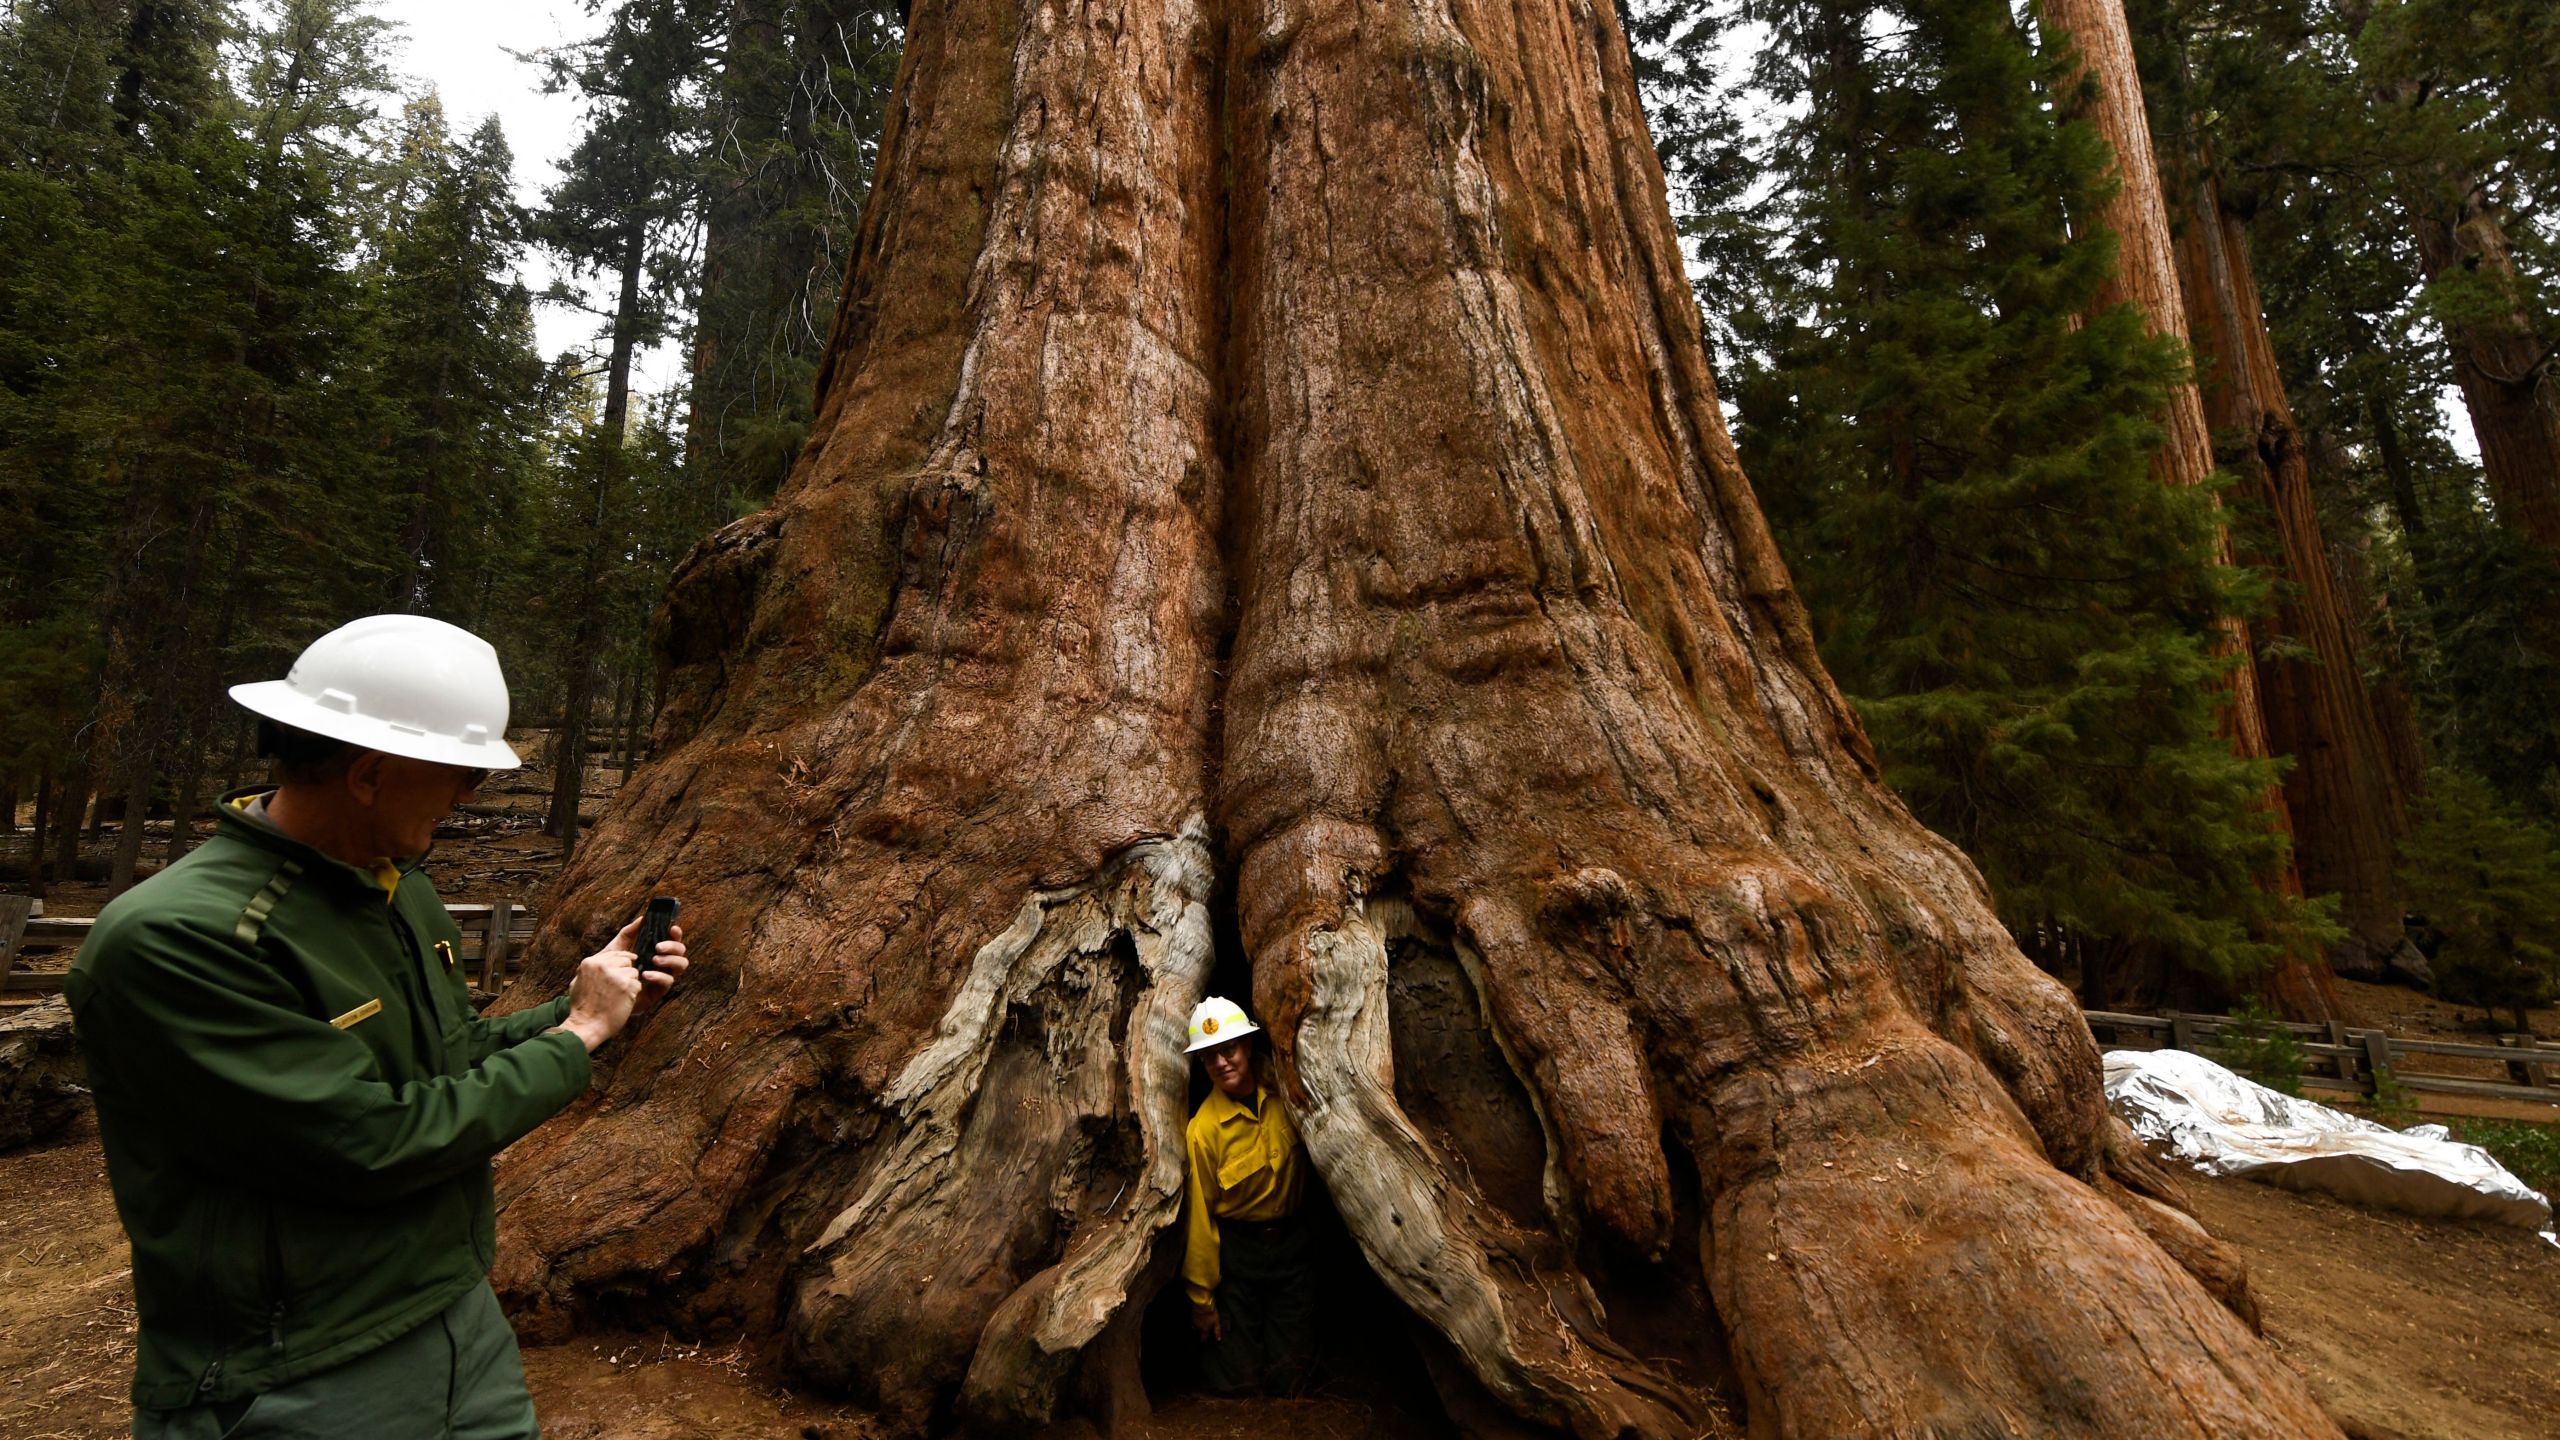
[195, 1358, 223, 1398]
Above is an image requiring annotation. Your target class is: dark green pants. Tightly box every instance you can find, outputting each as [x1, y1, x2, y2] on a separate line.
[134, 1283, 538, 1440]
[1202, 1214, 1317, 1397]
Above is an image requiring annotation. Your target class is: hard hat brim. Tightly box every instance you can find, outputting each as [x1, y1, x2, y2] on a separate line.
[1184, 1018, 1262, 1054]
[230, 680, 525, 771]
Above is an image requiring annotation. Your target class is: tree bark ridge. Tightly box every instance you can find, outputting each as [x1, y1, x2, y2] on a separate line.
[2172, 168, 2407, 985]
[489, 1, 2348, 1435]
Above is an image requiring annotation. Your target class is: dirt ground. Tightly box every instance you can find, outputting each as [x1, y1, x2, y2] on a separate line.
[2181, 1166, 2560, 1440]
[2, 1101, 2551, 1439]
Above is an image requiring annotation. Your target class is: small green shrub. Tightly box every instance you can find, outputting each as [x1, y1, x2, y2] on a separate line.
[2368, 1070, 2417, 1127]
[2449, 1118, 2560, 1202]
[2209, 997, 2306, 1097]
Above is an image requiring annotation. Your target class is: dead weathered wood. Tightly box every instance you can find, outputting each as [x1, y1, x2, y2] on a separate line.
[0, 995, 84, 1150]
[2501, 1036, 2552, 1089]
[0, 894, 29, 979]
[2090, 1009, 2560, 1108]
[2362, 1032, 2398, 1097]
[480, 899, 515, 993]
[0, 904, 535, 981]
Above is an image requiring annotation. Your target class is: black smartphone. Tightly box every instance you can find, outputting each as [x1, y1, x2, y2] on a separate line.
[635, 896, 680, 974]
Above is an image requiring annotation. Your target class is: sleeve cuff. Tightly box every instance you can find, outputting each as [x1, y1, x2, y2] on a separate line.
[538, 1023, 594, 1095]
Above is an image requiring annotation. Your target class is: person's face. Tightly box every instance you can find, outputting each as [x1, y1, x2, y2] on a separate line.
[345, 752, 483, 858]
[1202, 1037, 1256, 1099]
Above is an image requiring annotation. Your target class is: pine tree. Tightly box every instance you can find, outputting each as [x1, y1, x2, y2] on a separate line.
[2399, 768, 2560, 1031]
[360, 100, 552, 623]
[2180, 0, 2560, 815]
[532, 0, 718, 855]
[1730, 0, 2329, 990]
[690, 0, 901, 506]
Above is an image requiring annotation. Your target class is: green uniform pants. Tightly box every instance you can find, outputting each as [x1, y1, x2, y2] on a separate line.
[133, 1283, 537, 1440]
[1201, 1213, 1317, 1397]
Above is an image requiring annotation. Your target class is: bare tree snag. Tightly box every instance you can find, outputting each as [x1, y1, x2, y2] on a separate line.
[2173, 170, 2409, 985]
[489, 0, 2345, 1435]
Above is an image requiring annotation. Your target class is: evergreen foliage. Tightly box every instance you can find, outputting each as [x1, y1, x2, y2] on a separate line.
[0, 0, 911, 887]
[691, 0, 902, 504]
[2398, 768, 2560, 1031]
[1691, 0, 2327, 983]
[2160, 0, 2560, 811]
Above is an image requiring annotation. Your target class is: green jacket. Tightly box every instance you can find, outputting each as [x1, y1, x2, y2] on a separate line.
[65, 790, 589, 1410]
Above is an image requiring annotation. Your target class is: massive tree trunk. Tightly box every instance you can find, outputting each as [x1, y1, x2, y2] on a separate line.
[2171, 171, 2407, 986]
[489, 1, 2342, 1436]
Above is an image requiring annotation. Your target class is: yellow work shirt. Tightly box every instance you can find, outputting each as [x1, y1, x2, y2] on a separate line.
[1181, 1084, 1305, 1307]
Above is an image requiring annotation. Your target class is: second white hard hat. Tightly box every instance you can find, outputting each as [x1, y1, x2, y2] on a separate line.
[1185, 996, 1263, 1053]
[229, 614, 523, 770]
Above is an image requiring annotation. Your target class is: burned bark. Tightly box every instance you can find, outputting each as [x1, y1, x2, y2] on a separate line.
[491, 0, 2341, 1435]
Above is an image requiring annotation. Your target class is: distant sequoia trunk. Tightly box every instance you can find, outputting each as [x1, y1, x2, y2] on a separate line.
[487, 0, 2344, 1435]
[2037, 0, 2343, 1020]
[2171, 165, 2413, 983]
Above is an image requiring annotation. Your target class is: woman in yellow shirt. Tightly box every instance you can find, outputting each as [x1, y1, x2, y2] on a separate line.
[1180, 996, 1314, 1397]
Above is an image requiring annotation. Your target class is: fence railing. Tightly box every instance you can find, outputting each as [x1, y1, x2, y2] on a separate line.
[0, 896, 537, 1000]
[2086, 1008, 2560, 1107]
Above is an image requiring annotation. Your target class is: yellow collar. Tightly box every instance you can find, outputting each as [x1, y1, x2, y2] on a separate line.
[1202, 1085, 1268, 1125]
[229, 792, 401, 901]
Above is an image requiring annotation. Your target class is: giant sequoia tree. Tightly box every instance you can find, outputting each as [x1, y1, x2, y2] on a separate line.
[489, 0, 2343, 1434]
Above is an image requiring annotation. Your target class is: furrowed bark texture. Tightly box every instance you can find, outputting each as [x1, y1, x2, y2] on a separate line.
[2039, 0, 2339, 1014]
[2173, 173, 2408, 984]
[2036, 0, 2282, 742]
[2413, 190, 2560, 556]
[491, 0, 2343, 1435]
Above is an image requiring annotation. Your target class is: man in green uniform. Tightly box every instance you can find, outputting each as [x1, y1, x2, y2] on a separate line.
[1180, 996, 1315, 1397]
[66, 614, 689, 1440]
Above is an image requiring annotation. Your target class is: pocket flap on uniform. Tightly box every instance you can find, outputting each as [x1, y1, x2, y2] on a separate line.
[1217, 1148, 1270, 1191]
[330, 998, 383, 1030]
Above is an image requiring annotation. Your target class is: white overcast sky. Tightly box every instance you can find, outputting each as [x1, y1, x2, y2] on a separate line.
[378, 0, 2478, 461]
[378, 0, 689, 395]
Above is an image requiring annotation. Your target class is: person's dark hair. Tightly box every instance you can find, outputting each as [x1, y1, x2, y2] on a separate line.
[256, 718, 362, 786]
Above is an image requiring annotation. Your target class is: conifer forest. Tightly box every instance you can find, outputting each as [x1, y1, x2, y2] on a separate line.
[4, 0, 2559, 1435]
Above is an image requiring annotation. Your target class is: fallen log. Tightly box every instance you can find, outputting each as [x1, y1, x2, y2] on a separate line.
[0, 996, 86, 1151]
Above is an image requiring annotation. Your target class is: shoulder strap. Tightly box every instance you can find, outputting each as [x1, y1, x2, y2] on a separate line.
[233, 860, 306, 945]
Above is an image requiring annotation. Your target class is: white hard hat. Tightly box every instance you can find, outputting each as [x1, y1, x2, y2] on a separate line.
[1185, 996, 1263, 1054]
[229, 614, 523, 770]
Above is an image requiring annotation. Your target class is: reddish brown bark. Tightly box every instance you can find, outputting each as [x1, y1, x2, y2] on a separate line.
[2415, 188, 2560, 555]
[487, 1, 2342, 1435]
[2038, 0, 2339, 1015]
[2172, 173, 2408, 985]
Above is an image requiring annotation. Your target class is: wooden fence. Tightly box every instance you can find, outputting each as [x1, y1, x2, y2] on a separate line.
[2087, 1009, 2560, 1108]
[0, 897, 538, 1001]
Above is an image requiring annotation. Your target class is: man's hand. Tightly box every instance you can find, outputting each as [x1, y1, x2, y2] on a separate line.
[1192, 1302, 1221, 1341]
[560, 914, 690, 1053]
